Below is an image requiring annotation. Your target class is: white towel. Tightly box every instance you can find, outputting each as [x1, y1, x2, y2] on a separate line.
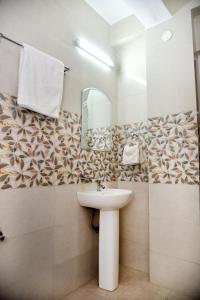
[18, 44, 64, 118]
[122, 142, 140, 165]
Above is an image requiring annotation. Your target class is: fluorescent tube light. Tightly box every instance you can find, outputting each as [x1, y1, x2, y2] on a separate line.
[126, 72, 147, 86]
[75, 39, 114, 69]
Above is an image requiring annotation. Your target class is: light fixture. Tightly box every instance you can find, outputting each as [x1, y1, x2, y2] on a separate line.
[126, 72, 147, 86]
[75, 39, 114, 69]
[161, 30, 173, 42]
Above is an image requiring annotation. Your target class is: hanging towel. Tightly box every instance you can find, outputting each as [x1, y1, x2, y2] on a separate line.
[18, 44, 64, 118]
[122, 142, 140, 165]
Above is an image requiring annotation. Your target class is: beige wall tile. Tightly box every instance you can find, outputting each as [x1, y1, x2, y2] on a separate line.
[0, 187, 55, 238]
[53, 249, 98, 300]
[5, 270, 53, 300]
[54, 183, 99, 228]
[0, 228, 53, 297]
[118, 182, 149, 217]
[149, 184, 200, 293]
[150, 251, 200, 296]
[54, 184, 84, 227]
[54, 224, 98, 265]
[119, 182, 149, 248]
[118, 182, 149, 273]
[149, 184, 200, 224]
[150, 218, 200, 264]
[121, 215, 149, 247]
[120, 238, 149, 273]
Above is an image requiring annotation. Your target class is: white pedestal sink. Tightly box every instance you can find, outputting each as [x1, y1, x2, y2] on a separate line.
[77, 189, 132, 291]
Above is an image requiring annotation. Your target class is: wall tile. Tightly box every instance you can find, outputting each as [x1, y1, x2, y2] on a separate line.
[148, 111, 199, 184]
[150, 251, 200, 296]
[53, 249, 98, 300]
[149, 184, 200, 224]
[1, 93, 199, 188]
[54, 184, 95, 227]
[7, 273, 53, 300]
[54, 224, 98, 265]
[0, 186, 55, 237]
[0, 93, 117, 189]
[120, 238, 149, 273]
[118, 182, 149, 273]
[150, 218, 200, 264]
[0, 228, 53, 297]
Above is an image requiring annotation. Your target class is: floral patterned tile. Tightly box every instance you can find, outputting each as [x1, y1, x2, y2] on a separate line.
[0, 155, 17, 189]
[148, 111, 199, 184]
[0, 93, 199, 189]
[24, 158, 55, 187]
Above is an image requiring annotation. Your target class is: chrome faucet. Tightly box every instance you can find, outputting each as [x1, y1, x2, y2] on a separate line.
[80, 175, 105, 191]
[97, 180, 105, 191]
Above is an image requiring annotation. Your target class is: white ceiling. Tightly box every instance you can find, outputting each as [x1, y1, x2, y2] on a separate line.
[124, 0, 171, 28]
[84, 0, 133, 25]
[85, 0, 172, 28]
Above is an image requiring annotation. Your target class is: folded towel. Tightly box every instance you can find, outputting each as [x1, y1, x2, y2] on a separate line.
[18, 44, 64, 118]
[122, 142, 140, 165]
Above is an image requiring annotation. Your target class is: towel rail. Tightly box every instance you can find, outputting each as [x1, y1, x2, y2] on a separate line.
[0, 33, 70, 73]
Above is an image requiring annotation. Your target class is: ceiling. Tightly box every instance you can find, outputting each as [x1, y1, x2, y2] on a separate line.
[84, 0, 133, 25]
[163, 0, 191, 15]
[85, 0, 191, 28]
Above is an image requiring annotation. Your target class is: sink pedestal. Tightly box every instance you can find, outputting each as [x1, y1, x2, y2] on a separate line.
[77, 188, 132, 292]
[99, 209, 119, 291]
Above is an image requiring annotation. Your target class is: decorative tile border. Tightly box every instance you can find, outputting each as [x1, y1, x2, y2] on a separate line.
[0, 93, 199, 189]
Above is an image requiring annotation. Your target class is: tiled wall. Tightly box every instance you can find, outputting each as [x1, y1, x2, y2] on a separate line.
[0, 183, 99, 300]
[0, 0, 117, 298]
[149, 184, 200, 296]
[115, 122, 148, 182]
[119, 181, 149, 273]
[117, 111, 199, 283]
[0, 93, 199, 189]
[148, 110, 199, 184]
[143, 2, 200, 296]
[116, 110, 199, 185]
[0, 93, 116, 189]
[0, 92, 200, 297]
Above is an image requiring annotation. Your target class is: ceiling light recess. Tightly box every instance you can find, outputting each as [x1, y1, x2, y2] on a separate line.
[75, 39, 114, 69]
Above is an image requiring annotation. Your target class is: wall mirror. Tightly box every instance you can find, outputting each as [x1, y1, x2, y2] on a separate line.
[81, 87, 112, 151]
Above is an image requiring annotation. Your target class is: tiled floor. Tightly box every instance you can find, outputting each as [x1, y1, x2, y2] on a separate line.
[63, 267, 192, 300]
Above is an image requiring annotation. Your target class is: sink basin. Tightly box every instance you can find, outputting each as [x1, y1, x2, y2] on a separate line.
[77, 188, 132, 292]
[77, 188, 132, 210]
